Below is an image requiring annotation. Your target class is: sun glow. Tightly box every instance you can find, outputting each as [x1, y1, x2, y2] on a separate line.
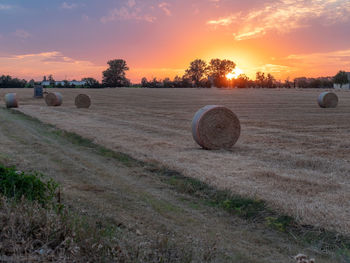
[226, 67, 244, 80]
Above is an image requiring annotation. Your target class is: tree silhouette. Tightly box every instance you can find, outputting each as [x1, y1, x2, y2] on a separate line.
[208, 59, 236, 87]
[102, 59, 130, 87]
[234, 74, 249, 88]
[82, 77, 100, 88]
[333, 70, 349, 89]
[48, 74, 55, 86]
[266, 73, 276, 88]
[184, 59, 208, 87]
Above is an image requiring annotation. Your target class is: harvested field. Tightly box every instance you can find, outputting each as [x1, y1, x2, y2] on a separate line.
[2, 88, 350, 234]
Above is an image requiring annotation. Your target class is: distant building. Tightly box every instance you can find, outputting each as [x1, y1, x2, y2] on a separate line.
[41, 80, 86, 86]
[334, 72, 350, 89]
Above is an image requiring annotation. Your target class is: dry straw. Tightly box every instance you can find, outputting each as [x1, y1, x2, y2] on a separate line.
[75, 94, 91, 108]
[4, 93, 18, 108]
[45, 92, 63, 107]
[318, 92, 338, 108]
[192, 105, 241, 150]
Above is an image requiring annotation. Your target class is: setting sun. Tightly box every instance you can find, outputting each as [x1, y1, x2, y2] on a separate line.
[226, 67, 244, 80]
[226, 72, 235, 80]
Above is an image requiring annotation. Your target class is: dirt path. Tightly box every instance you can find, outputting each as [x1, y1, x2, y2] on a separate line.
[0, 107, 338, 262]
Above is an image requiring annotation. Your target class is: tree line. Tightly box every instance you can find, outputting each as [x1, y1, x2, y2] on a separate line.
[141, 59, 342, 89]
[0, 58, 348, 89]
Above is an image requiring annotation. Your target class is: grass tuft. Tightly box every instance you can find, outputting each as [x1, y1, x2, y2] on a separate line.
[0, 164, 58, 206]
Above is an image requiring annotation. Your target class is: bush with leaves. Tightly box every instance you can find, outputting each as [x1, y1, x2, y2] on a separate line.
[0, 164, 58, 206]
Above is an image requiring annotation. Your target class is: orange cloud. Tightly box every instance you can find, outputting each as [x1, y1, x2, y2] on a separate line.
[207, 15, 235, 26]
[0, 51, 186, 82]
[286, 48, 350, 76]
[0, 51, 104, 81]
[251, 64, 296, 79]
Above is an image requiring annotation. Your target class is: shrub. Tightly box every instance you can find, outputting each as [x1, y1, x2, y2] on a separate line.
[0, 164, 58, 205]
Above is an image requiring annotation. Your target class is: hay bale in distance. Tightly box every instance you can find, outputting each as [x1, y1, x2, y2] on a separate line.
[34, 85, 44, 98]
[75, 94, 91, 108]
[318, 92, 338, 108]
[192, 105, 241, 150]
[45, 92, 63, 106]
[4, 93, 18, 108]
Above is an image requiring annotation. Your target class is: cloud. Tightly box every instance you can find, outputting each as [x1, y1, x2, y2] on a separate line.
[254, 64, 295, 74]
[251, 49, 350, 78]
[0, 51, 105, 80]
[159, 2, 171, 16]
[208, 0, 221, 8]
[127, 0, 136, 8]
[207, 15, 235, 26]
[61, 2, 78, 9]
[287, 48, 350, 69]
[81, 14, 89, 21]
[234, 27, 266, 41]
[207, 0, 350, 41]
[101, 1, 156, 23]
[0, 4, 13, 10]
[13, 29, 32, 39]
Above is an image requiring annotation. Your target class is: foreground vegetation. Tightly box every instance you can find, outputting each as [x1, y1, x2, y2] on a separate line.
[0, 164, 200, 262]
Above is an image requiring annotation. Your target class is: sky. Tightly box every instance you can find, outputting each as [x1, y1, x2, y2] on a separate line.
[0, 0, 350, 82]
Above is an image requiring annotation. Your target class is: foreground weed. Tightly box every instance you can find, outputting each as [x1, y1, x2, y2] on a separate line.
[266, 216, 293, 232]
[0, 196, 209, 263]
[0, 164, 58, 206]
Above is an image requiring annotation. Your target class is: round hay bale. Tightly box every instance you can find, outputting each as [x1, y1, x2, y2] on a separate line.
[318, 92, 338, 108]
[75, 94, 91, 108]
[4, 93, 18, 108]
[34, 85, 44, 98]
[45, 92, 63, 106]
[192, 105, 240, 150]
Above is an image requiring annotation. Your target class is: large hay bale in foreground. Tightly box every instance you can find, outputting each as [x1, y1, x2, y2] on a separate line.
[75, 94, 91, 108]
[4, 93, 18, 108]
[318, 92, 338, 108]
[192, 105, 241, 150]
[45, 92, 63, 106]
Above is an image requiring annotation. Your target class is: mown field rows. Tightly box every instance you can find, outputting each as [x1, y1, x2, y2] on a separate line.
[2, 87, 350, 234]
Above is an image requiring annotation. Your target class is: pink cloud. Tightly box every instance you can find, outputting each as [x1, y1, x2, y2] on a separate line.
[208, 0, 350, 41]
[101, 1, 156, 23]
[159, 2, 172, 16]
[13, 29, 32, 39]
